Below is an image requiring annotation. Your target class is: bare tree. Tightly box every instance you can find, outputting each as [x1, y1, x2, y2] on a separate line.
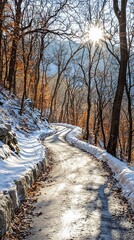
[20, 34, 34, 114]
[79, 46, 99, 141]
[107, 0, 128, 156]
[49, 41, 82, 121]
[125, 57, 134, 162]
[0, 0, 7, 83]
[6, 0, 71, 93]
[7, 0, 23, 92]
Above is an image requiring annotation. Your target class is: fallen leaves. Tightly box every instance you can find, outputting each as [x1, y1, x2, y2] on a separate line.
[4, 199, 34, 240]
[34, 212, 42, 217]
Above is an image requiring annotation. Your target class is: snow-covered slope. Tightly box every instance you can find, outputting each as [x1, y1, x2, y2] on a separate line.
[0, 87, 54, 193]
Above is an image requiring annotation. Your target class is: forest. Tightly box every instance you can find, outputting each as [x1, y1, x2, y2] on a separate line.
[0, 0, 133, 162]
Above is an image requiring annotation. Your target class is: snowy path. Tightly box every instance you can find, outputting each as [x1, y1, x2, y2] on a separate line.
[26, 126, 134, 240]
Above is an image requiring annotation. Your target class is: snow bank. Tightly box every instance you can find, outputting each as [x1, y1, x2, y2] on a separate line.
[0, 87, 55, 237]
[56, 123, 134, 212]
[0, 127, 54, 237]
[0, 88, 54, 193]
[0, 130, 48, 192]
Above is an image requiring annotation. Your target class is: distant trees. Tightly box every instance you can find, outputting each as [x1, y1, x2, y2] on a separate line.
[48, 41, 82, 122]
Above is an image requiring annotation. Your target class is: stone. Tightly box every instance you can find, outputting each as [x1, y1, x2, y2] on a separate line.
[0, 148, 6, 159]
[0, 210, 6, 237]
[0, 194, 13, 238]
[8, 187, 19, 211]
[9, 142, 16, 152]
[7, 131, 13, 141]
[15, 177, 28, 201]
[26, 170, 34, 186]
[0, 157, 47, 238]
[5, 124, 11, 132]
[13, 136, 18, 144]
[0, 125, 8, 137]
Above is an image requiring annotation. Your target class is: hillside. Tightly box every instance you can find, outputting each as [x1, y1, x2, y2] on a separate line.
[0, 86, 54, 192]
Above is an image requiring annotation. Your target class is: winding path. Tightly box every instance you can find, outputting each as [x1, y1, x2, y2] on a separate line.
[26, 126, 134, 240]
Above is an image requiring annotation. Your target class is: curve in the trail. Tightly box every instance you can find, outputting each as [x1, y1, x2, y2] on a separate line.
[26, 126, 134, 240]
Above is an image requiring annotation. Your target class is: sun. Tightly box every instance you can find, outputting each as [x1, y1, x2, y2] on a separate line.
[83, 25, 104, 45]
[89, 26, 103, 43]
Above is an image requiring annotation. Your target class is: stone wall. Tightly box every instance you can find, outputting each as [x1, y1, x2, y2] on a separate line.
[0, 158, 48, 238]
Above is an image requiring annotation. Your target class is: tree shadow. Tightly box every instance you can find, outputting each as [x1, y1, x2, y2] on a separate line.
[28, 175, 134, 240]
[45, 127, 69, 144]
[84, 180, 133, 240]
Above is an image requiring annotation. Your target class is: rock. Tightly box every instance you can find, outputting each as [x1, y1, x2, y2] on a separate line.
[0, 129, 19, 153]
[39, 133, 46, 141]
[0, 135, 8, 144]
[0, 149, 6, 159]
[0, 125, 8, 137]
[5, 124, 11, 132]
[0, 210, 6, 237]
[15, 177, 28, 202]
[8, 187, 19, 211]
[9, 142, 17, 152]
[7, 131, 18, 146]
[0, 157, 47, 237]
[0, 194, 13, 238]
[13, 136, 18, 145]
[2, 144, 11, 156]
[26, 170, 34, 186]
[6, 131, 13, 142]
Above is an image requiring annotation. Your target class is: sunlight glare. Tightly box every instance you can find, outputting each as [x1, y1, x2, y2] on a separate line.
[59, 209, 82, 239]
[89, 26, 103, 42]
[83, 25, 104, 45]
[62, 209, 80, 225]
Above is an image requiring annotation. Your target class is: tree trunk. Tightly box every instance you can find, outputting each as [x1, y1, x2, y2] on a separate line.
[107, 0, 128, 156]
[0, 0, 7, 84]
[20, 35, 33, 115]
[33, 35, 44, 109]
[94, 106, 100, 145]
[7, 0, 22, 92]
[0, 20, 3, 84]
[86, 84, 91, 141]
[3, 36, 8, 86]
[59, 89, 67, 122]
[100, 107, 106, 149]
[40, 65, 45, 118]
[86, 49, 91, 141]
[125, 62, 133, 162]
[49, 75, 60, 121]
[20, 71, 27, 115]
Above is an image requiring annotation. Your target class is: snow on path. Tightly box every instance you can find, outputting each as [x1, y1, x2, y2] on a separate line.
[26, 126, 134, 240]
[53, 123, 134, 212]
